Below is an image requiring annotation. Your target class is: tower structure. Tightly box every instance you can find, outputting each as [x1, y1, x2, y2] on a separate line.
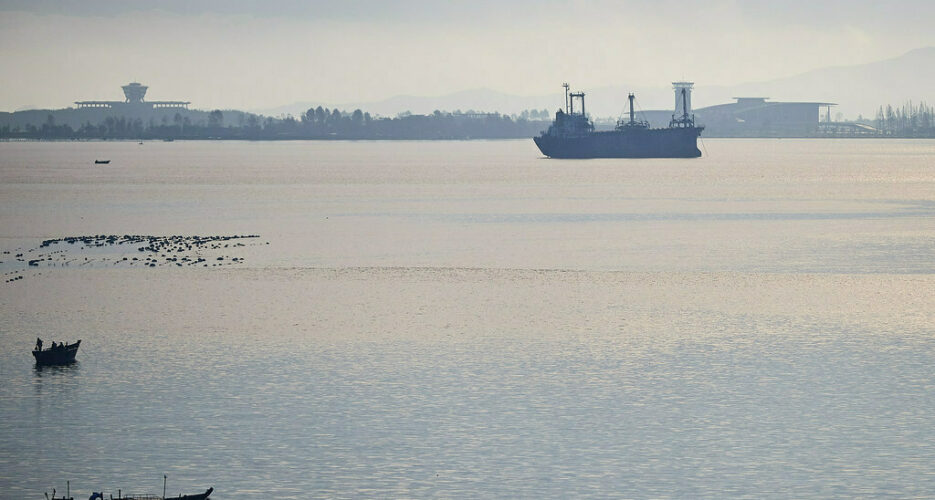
[673, 82, 693, 118]
[670, 81, 695, 127]
[76, 82, 189, 110]
[121, 82, 148, 104]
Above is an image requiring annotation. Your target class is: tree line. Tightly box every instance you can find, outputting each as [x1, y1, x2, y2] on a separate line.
[874, 101, 935, 137]
[0, 107, 551, 140]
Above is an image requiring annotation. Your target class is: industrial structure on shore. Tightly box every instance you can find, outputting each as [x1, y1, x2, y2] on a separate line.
[621, 96, 843, 137]
[694, 97, 836, 137]
[75, 82, 190, 110]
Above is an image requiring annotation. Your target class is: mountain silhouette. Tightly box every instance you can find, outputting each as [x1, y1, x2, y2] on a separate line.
[255, 48, 934, 119]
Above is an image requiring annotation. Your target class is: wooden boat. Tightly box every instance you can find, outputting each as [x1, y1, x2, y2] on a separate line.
[94, 160, 111, 164]
[167, 488, 213, 500]
[32, 339, 81, 366]
[89, 488, 213, 500]
[44, 482, 73, 500]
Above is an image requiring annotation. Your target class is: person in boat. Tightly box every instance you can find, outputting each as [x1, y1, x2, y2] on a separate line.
[51, 341, 57, 349]
[36, 338, 43, 351]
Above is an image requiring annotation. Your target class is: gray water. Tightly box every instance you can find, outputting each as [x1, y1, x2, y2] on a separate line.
[1, 139, 934, 499]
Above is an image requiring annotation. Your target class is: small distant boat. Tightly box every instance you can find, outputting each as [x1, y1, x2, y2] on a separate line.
[94, 160, 110, 164]
[89, 487, 213, 500]
[44, 481, 73, 500]
[32, 339, 81, 366]
[163, 138, 174, 142]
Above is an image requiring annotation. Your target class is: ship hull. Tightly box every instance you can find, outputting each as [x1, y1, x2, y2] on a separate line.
[534, 127, 702, 159]
[32, 340, 80, 366]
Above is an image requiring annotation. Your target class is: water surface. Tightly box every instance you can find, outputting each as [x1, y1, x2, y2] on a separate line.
[1, 139, 934, 498]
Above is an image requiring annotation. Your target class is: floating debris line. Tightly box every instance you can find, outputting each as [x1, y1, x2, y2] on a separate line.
[3, 234, 265, 285]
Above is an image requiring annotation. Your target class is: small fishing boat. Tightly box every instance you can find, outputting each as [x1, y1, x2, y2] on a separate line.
[89, 487, 213, 500]
[32, 339, 81, 366]
[44, 481, 74, 500]
[94, 160, 110, 164]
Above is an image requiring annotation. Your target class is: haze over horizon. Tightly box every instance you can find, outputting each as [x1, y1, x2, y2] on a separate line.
[1, 0, 933, 112]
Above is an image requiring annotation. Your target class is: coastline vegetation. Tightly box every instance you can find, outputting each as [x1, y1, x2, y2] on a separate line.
[873, 101, 935, 137]
[0, 107, 550, 141]
[2, 102, 934, 140]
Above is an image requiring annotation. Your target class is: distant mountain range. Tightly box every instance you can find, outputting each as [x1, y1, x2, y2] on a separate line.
[256, 47, 935, 119]
[700, 46, 935, 119]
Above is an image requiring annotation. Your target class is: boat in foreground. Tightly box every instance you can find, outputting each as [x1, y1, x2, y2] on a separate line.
[32, 339, 81, 366]
[89, 487, 213, 500]
[534, 82, 704, 159]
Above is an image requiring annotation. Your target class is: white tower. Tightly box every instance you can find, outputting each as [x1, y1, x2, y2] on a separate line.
[672, 81, 694, 118]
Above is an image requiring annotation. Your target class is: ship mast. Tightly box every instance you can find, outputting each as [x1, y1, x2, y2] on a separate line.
[628, 93, 636, 125]
[569, 91, 586, 116]
[563, 83, 570, 114]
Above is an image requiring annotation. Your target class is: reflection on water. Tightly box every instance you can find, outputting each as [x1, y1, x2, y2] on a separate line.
[33, 362, 82, 378]
[1, 139, 934, 498]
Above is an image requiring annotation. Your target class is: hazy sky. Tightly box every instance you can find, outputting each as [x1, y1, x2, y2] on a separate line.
[1, 0, 933, 111]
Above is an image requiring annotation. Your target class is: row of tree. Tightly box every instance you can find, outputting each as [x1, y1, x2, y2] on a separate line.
[0, 107, 552, 140]
[874, 101, 935, 136]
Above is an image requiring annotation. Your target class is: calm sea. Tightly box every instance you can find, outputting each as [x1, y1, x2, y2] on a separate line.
[1, 139, 934, 499]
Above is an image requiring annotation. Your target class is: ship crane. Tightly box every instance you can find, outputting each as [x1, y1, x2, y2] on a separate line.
[670, 81, 696, 128]
[569, 92, 586, 116]
[616, 93, 649, 129]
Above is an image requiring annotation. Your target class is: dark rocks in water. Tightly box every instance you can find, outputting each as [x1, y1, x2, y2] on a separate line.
[5, 234, 261, 283]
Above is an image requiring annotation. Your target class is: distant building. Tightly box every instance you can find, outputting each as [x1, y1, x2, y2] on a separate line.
[693, 97, 835, 137]
[75, 82, 190, 110]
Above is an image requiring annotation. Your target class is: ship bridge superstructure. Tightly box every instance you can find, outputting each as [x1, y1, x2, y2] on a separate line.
[545, 83, 594, 137]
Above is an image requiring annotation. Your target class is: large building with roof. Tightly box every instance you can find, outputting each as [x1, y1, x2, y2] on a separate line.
[693, 97, 835, 137]
[75, 82, 190, 110]
[610, 95, 837, 137]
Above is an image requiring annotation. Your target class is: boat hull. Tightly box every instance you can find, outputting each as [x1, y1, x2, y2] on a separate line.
[32, 340, 80, 366]
[167, 487, 213, 500]
[534, 126, 702, 158]
[92, 487, 212, 500]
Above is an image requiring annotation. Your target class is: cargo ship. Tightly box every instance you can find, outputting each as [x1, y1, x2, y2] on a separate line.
[534, 82, 703, 158]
